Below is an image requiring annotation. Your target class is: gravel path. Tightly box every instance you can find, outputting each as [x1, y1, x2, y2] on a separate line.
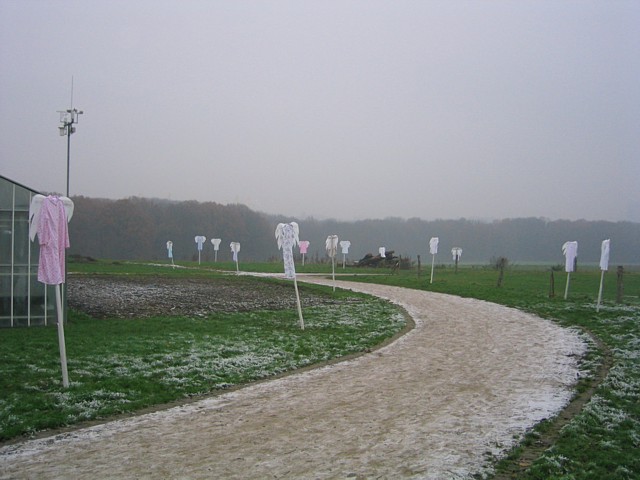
[0, 278, 586, 479]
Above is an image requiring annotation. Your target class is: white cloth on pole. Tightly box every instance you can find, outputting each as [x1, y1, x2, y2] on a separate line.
[429, 237, 439, 255]
[211, 238, 221, 250]
[276, 222, 300, 279]
[31, 196, 72, 285]
[326, 235, 339, 258]
[195, 235, 206, 251]
[230, 242, 240, 262]
[379, 247, 386, 258]
[166, 241, 173, 259]
[562, 241, 578, 273]
[340, 241, 351, 254]
[600, 239, 610, 271]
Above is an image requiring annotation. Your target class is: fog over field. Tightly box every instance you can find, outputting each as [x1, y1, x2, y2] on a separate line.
[1, 1, 639, 222]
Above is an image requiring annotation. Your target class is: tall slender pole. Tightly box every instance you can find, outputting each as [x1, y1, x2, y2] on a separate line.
[293, 276, 304, 330]
[596, 270, 605, 312]
[564, 272, 571, 300]
[430, 254, 435, 284]
[55, 285, 70, 388]
[66, 132, 71, 196]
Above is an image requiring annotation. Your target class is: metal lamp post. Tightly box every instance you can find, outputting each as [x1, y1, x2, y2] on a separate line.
[56, 107, 82, 333]
[58, 108, 83, 196]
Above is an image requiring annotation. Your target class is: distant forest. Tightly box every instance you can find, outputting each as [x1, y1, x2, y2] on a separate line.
[68, 196, 640, 267]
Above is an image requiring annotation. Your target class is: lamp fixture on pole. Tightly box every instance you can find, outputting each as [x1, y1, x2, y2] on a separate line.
[58, 108, 83, 197]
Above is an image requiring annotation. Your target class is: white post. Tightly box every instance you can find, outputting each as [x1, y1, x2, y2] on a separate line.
[596, 270, 605, 312]
[332, 257, 336, 292]
[430, 254, 435, 284]
[55, 285, 70, 388]
[564, 272, 571, 300]
[293, 276, 305, 330]
[302, 253, 305, 266]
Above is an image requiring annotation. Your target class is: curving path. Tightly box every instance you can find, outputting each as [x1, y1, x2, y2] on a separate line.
[0, 279, 586, 479]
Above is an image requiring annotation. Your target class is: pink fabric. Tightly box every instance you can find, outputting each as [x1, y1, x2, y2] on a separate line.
[299, 241, 310, 254]
[37, 196, 70, 285]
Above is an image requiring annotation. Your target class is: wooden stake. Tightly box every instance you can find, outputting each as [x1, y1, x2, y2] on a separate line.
[616, 266, 624, 303]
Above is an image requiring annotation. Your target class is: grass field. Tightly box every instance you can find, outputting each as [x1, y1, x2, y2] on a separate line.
[0, 263, 406, 442]
[2, 259, 639, 479]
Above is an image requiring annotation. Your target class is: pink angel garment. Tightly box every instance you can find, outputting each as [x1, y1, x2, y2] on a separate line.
[37, 196, 71, 285]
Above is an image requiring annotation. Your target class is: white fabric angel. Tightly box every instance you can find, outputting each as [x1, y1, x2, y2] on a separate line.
[599, 239, 610, 271]
[275, 222, 299, 279]
[230, 242, 241, 262]
[429, 237, 439, 255]
[326, 235, 339, 258]
[562, 241, 578, 273]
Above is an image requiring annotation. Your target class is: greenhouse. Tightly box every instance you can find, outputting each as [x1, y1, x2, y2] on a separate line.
[0, 174, 57, 327]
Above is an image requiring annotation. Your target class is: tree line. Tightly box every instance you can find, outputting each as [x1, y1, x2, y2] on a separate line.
[68, 196, 640, 266]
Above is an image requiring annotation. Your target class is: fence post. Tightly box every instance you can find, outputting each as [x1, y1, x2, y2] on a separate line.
[616, 266, 624, 304]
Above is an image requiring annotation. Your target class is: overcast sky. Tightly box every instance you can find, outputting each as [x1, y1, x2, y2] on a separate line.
[1, 1, 638, 222]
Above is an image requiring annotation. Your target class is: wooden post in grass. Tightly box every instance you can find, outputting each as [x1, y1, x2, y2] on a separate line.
[616, 266, 624, 304]
[417, 254, 421, 276]
[496, 257, 507, 288]
[549, 269, 555, 298]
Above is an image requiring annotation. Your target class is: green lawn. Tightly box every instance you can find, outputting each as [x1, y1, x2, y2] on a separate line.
[0, 264, 406, 442]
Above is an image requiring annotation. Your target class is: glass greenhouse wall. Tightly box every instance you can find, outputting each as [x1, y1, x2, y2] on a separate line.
[0, 175, 57, 327]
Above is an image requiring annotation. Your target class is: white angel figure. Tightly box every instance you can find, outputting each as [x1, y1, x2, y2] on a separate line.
[599, 239, 610, 272]
[195, 235, 206, 264]
[428, 237, 439, 284]
[29, 194, 74, 241]
[326, 235, 339, 258]
[562, 241, 578, 273]
[429, 237, 439, 255]
[230, 242, 241, 273]
[596, 239, 611, 312]
[28, 194, 74, 388]
[299, 240, 310, 266]
[562, 241, 578, 299]
[340, 240, 351, 269]
[275, 222, 305, 329]
[275, 222, 299, 279]
[195, 235, 206, 251]
[211, 238, 222, 262]
[230, 241, 240, 262]
[326, 235, 339, 291]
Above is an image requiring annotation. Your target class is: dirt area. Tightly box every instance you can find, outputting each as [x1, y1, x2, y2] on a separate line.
[66, 274, 346, 318]
[1, 277, 590, 479]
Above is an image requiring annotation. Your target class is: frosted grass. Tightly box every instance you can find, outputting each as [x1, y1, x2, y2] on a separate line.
[1, 297, 405, 440]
